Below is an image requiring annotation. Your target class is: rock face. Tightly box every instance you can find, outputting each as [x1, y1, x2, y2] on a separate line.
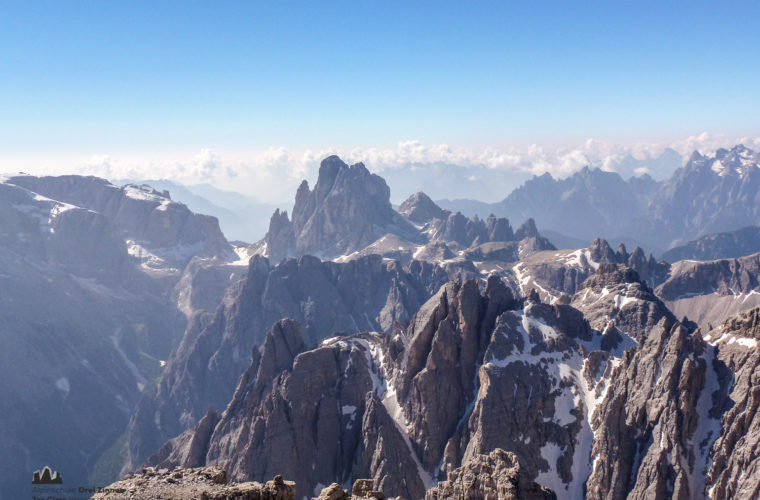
[399, 192, 447, 224]
[586, 305, 760, 499]
[90, 467, 295, 500]
[571, 263, 675, 341]
[511, 238, 669, 305]
[125, 255, 451, 474]
[147, 324, 429, 500]
[425, 449, 556, 500]
[16, 151, 760, 500]
[263, 208, 296, 264]
[284, 156, 420, 258]
[656, 252, 760, 331]
[704, 307, 760, 499]
[8, 174, 235, 270]
[585, 318, 708, 500]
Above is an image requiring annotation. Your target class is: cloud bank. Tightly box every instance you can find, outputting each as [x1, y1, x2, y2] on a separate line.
[14, 132, 760, 204]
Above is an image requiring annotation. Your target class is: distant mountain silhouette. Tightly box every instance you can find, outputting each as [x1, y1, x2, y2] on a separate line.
[32, 466, 62, 484]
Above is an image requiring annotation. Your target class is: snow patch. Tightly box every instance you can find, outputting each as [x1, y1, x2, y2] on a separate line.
[229, 245, 253, 266]
[56, 377, 70, 396]
[536, 442, 566, 494]
[123, 184, 168, 204]
[341, 405, 357, 417]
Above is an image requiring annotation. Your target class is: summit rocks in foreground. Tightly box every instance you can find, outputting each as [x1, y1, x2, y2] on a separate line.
[90, 467, 295, 500]
[94, 459, 551, 499]
[425, 449, 556, 500]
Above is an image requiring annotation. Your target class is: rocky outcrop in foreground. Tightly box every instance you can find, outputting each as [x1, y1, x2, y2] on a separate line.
[91, 466, 295, 499]
[95, 462, 553, 500]
[312, 478, 400, 500]
[425, 449, 556, 500]
[92, 469, 407, 500]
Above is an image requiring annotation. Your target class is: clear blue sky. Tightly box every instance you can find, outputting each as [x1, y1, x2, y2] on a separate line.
[1, 1, 759, 158]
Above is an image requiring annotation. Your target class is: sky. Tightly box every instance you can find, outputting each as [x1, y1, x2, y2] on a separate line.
[1, 1, 759, 202]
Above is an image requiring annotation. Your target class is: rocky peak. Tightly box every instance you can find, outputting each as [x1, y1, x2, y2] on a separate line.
[590, 263, 643, 287]
[720, 306, 760, 340]
[573, 262, 675, 341]
[586, 317, 708, 499]
[515, 218, 539, 239]
[703, 306, 760, 498]
[399, 192, 447, 224]
[7, 174, 233, 265]
[437, 211, 487, 246]
[263, 209, 295, 264]
[125, 253, 451, 472]
[429, 211, 519, 249]
[627, 246, 646, 267]
[255, 319, 306, 392]
[657, 252, 760, 301]
[615, 243, 628, 262]
[714, 144, 760, 174]
[426, 449, 556, 500]
[486, 214, 514, 241]
[683, 144, 759, 178]
[284, 156, 417, 258]
[587, 238, 616, 264]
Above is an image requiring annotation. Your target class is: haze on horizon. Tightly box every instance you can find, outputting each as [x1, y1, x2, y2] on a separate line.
[1, 1, 759, 204]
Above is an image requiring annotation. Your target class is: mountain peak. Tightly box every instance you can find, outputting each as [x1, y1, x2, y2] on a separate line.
[683, 144, 759, 177]
[285, 156, 413, 257]
[515, 218, 539, 239]
[399, 191, 446, 224]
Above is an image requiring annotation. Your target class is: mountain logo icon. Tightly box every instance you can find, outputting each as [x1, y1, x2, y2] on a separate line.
[32, 466, 62, 484]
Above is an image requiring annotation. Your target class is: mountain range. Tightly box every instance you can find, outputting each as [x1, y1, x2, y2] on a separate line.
[439, 144, 760, 256]
[4, 147, 760, 499]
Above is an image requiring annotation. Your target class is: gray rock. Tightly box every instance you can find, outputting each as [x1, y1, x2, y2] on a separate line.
[426, 449, 556, 500]
[399, 192, 447, 224]
[125, 255, 449, 472]
[90, 466, 295, 500]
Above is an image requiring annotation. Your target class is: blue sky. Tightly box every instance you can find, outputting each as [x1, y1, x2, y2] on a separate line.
[0, 1, 759, 199]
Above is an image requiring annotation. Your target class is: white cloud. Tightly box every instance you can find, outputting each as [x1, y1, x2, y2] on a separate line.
[10, 132, 758, 204]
